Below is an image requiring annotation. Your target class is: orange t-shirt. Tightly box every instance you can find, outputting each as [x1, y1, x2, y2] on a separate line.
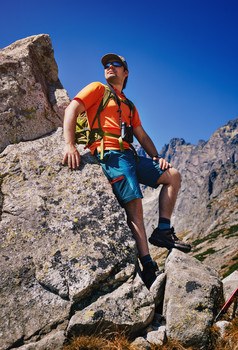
[73, 82, 141, 154]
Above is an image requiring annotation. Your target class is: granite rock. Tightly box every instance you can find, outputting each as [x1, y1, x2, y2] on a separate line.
[0, 34, 70, 152]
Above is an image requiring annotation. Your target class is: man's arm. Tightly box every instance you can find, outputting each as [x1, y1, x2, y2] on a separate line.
[62, 99, 85, 169]
[133, 125, 171, 170]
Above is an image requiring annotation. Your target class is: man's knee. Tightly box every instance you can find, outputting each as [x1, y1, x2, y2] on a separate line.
[157, 167, 181, 186]
[124, 198, 143, 216]
[171, 167, 181, 185]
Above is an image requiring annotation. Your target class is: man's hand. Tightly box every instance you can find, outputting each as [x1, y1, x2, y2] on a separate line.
[153, 156, 172, 170]
[134, 126, 172, 170]
[62, 99, 85, 169]
[62, 143, 80, 169]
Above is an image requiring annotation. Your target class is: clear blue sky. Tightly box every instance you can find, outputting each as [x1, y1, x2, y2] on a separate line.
[1, 0, 237, 152]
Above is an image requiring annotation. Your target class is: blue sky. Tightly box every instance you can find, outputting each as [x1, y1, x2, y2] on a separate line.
[1, 0, 237, 152]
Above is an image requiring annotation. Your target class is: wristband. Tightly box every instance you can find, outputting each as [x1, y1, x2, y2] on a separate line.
[152, 154, 161, 159]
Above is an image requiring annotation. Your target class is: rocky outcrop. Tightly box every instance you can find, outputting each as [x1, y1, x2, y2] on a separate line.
[161, 118, 238, 237]
[0, 135, 222, 349]
[143, 118, 238, 236]
[1, 129, 222, 350]
[0, 35, 235, 350]
[67, 269, 156, 337]
[0, 130, 138, 350]
[142, 118, 238, 278]
[0, 34, 70, 152]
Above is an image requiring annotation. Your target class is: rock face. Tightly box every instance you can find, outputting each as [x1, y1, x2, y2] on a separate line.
[163, 118, 238, 238]
[0, 138, 222, 349]
[67, 270, 155, 337]
[0, 130, 139, 350]
[142, 118, 238, 278]
[0, 34, 70, 152]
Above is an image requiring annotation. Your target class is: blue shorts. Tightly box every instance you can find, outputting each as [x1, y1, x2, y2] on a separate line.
[95, 149, 165, 206]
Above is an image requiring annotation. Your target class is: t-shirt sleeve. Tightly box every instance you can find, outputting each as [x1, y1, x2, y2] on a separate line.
[73, 82, 105, 110]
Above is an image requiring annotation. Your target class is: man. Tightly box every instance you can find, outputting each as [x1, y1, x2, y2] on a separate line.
[62, 53, 191, 289]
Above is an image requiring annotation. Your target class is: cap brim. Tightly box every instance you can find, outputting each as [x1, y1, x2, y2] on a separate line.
[101, 53, 128, 70]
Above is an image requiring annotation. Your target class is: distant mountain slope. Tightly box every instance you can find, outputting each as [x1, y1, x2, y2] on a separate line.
[140, 117, 238, 277]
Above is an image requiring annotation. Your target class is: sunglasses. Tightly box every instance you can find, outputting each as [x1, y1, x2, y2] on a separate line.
[104, 61, 123, 69]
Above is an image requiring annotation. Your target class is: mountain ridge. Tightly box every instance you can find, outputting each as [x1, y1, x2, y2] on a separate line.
[141, 117, 238, 278]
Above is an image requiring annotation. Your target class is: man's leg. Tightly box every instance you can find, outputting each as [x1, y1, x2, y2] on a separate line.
[157, 167, 181, 219]
[124, 198, 158, 289]
[149, 167, 191, 252]
[124, 197, 149, 258]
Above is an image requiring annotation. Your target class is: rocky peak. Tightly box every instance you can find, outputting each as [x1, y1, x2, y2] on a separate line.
[142, 117, 238, 278]
[160, 137, 188, 162]
[0, 34, 70, 152]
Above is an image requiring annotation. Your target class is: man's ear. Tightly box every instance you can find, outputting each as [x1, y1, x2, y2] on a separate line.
[124, 70, 129, 77]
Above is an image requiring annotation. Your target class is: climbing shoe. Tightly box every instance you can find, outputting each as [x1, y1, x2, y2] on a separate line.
[141, 261, 159, 289]
[149, 227, 191, 253]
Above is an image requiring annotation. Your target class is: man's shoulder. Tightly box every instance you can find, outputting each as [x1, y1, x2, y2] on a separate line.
[86, 81, 106, 91]
[77, 82, 106, 102]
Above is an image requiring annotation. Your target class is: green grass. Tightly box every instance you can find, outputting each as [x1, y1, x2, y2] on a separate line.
[193, 248, 216, 262]
[221, 264, 228, 270]
[222, 262, 238, 279]
[223, 224, 238, 238]
[192, 230, 222, 247]
[192, 236, 210, 246]
[192, 223, 238, 247]
[192, 247, 203, 253]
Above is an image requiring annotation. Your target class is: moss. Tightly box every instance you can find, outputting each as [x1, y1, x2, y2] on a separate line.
[23, 107, 37, 120]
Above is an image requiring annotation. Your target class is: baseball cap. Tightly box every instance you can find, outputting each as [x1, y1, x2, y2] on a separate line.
[101, 53, 128, 70]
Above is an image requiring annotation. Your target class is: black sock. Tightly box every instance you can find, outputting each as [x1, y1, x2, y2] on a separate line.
[158, 217, 170, 230]
[140, 254, 152, 267]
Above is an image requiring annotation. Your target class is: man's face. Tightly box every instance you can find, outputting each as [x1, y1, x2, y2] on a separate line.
[104, 61, 129, 87]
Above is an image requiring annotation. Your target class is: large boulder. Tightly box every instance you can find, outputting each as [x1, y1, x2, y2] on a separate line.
[0, 34, 70, 152]
[11, 331, 66, 350]
[222, 271, 238, 319]
[0, 129, 138, 349]
[163, 249, 222, 349]
[67, 270, 155, 337]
